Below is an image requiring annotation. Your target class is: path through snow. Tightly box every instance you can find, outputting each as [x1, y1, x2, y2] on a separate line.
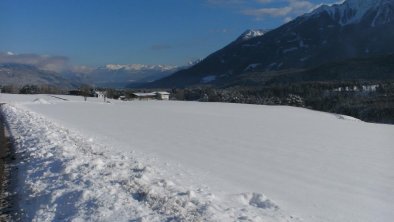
[2, 103, 298, 221]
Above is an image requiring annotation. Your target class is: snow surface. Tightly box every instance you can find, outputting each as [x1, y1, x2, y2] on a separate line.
[1, 94, 394, 222]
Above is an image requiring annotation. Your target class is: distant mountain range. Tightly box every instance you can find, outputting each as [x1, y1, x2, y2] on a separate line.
[63, 64, 179, 88]
[145, 0, 394, 88]
[0, 62, 180, 89]
[0, 64, 76, 88]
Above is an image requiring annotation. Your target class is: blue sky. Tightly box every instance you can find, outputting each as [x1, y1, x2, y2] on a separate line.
[0, 0, 338, 68]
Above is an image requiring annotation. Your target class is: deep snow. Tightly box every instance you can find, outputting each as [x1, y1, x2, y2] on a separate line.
[1, 94, 393, 222]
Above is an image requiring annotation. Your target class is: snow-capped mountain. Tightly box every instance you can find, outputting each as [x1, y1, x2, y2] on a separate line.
[236, 29, 268, 41]
[69, 64, 179, 88]
[102, 64, 177, 72]
[146, 0, 394, 88]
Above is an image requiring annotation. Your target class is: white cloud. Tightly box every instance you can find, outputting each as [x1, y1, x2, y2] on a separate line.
[0, 52, 71, 72]
[0, 52, 95, 73]
[284, 16, 293, 22]
[243, 6, 293, 17]
[208, 0, 339, 21]
[242, 0, 316, 18]
[289, 0, 315, 11]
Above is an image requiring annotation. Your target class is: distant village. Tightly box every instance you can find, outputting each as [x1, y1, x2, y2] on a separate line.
[68, 88, 171, 101]
[96, 91, 170, 101]
[0, 83, 172, 102]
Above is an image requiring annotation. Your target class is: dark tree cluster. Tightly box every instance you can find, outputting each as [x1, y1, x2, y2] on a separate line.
[169, 80, 394, 124]
[0, 84, 66, 94]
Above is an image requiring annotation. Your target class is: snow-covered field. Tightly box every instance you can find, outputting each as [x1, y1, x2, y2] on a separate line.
[1, 94, 393, 222]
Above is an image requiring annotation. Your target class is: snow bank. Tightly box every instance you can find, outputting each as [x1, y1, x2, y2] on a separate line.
[2, 103, 297, 221]
[33, 98, 51, 104]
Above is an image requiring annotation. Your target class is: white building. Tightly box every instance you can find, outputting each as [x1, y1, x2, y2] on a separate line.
[132, 92, 157, 100]
[131, 92, 170, 100]
[95, 91, 106, 99]
[155, 91, 170, 100]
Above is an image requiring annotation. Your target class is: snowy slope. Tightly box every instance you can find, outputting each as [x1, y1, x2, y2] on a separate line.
[1, 94, 394, 222]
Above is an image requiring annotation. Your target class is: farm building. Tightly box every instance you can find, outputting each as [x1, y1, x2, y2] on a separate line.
[131, 92, 170, 100]
[155, 92, 170, 100]
[131, 92, 157, 100]
[95, 91, 106, 99]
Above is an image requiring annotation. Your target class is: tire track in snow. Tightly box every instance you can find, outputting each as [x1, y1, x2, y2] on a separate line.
[0, 104, 16, 221]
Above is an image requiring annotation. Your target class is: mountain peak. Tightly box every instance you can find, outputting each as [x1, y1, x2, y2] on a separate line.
[237, 29, 268, 41]
[308, 0, 394, 26]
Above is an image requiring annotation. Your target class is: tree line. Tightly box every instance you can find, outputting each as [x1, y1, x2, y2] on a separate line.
[1, 81, 393, 124]
[168, 81, 394, 124]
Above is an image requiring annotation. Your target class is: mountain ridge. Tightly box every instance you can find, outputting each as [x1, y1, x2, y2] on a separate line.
[309, 0, 394, 26]
[0, 63, 76, 88]
[75, 64, 180, 88]
[144, 0, 394, 89]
